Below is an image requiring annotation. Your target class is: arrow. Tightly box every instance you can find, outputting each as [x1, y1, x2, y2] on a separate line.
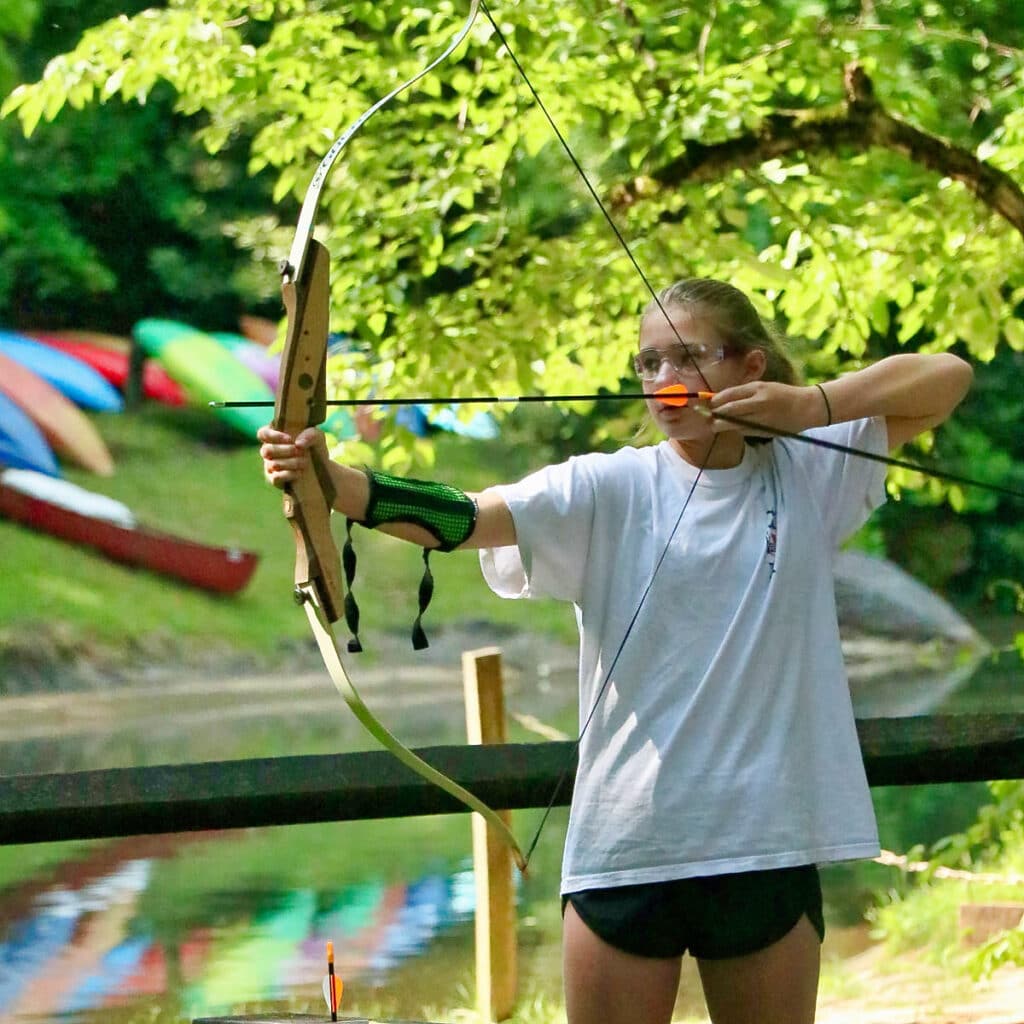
[211, 388, 714, 409]
[246, 379, 1024, 501]
[322, 941, 342, 1021]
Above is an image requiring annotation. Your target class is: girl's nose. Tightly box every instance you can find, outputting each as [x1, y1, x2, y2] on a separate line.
[654, 356, 688, 387]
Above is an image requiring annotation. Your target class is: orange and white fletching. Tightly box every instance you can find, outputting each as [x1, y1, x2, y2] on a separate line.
[324, 940, 343, 1015]
[653, 385, 714, 408]
[323, 973, 344, 1012]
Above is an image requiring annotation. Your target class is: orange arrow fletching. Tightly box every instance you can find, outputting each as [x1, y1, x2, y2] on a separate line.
[323, 973, 343, 1013]
[653, 385, 714, 408]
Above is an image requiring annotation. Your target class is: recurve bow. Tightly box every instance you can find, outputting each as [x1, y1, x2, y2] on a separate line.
[273, 0, 527, 872]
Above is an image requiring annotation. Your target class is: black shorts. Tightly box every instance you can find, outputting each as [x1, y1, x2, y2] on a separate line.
[562, 864, 824, 961]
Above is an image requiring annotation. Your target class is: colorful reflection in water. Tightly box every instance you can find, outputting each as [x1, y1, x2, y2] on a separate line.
[0, 830, 496, 1022]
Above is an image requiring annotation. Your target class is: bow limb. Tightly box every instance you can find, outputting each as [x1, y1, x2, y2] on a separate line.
[281, 1, 482, 288]
[300, 582, 527, 873]
[273, 0, 527, 871]
[274, 261, 527, 870]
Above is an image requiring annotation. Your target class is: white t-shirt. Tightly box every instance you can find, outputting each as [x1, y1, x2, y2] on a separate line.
[480, 418, 889, 893]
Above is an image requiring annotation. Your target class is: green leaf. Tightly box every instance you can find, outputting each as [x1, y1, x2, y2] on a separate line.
[1004, 318, 1024, 351]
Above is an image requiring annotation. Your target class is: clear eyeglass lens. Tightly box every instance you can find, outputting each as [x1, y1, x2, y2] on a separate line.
[633, 343, 718, 380]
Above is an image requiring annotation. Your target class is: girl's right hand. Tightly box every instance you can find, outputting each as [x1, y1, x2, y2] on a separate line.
[257, 425, 326, 487]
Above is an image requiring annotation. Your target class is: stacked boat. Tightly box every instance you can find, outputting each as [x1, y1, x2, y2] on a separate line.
[0, 321, 273, 594]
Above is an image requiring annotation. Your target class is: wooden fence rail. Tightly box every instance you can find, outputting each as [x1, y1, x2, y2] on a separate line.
[2, 714, 1024, 847]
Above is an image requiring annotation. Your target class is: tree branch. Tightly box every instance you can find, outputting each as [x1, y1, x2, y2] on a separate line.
[613, 62, 1024, 240]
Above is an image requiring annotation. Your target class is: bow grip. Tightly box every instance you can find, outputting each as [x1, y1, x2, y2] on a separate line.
[283, 456, 344, 623]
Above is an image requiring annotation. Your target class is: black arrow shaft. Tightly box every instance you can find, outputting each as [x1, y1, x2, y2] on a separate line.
[212, 391, 689, 408]
[224, 394, 1024, 503]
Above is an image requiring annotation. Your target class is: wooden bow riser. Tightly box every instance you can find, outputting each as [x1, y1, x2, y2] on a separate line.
[277, 239, 344, 623]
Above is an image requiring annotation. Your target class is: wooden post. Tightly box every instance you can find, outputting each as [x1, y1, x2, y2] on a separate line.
[463, 647, 517, 1023]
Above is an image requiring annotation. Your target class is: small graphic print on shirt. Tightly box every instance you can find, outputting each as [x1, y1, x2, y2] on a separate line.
[765, 508, 777, 577]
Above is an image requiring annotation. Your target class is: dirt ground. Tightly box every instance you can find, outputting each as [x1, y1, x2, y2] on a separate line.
[658, 940, 1024, 1024]
[816, 943, 1024, 1024]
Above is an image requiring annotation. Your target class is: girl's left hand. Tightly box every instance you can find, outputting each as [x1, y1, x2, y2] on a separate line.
[258, 425, 326, 486]
[707, 382, 824, 436]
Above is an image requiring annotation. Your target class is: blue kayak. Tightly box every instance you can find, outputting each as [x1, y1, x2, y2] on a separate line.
[0, 393, 60, 476]
[0, 331, 123, 412]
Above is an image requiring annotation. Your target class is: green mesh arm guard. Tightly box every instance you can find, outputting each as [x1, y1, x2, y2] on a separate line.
[359, 468, 479, 551]
[341, 469, 479, 653]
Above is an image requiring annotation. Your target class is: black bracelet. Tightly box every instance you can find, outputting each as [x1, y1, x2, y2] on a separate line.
[815, 382, 832, 427]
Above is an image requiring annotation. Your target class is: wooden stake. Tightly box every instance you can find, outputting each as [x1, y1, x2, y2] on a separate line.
[463, 647, 517, 1022]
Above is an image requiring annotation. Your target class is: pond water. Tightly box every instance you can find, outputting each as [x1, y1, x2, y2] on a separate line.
[0, 640, 577, 1024]
[0, 634, 1020, 1023]
[0, 824, 576, 1023]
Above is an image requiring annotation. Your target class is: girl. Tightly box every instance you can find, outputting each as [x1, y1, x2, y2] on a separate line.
[259, 278, 972, 1024]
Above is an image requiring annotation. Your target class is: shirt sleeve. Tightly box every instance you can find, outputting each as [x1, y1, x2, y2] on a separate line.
[478, 456, 597, 604]
[782, 416, 889, 548]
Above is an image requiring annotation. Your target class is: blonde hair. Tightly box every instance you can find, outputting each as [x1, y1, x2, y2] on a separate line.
[642, 278, 802, 386]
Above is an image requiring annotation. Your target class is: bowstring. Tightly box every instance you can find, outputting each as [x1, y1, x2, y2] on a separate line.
[478, 1, 713, 394]
[478, 0, 719, 868]
[713, 411, 1024, 500]
[520, 442, 716, 865]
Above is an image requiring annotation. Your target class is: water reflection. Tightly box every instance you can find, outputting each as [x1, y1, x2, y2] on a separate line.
[3, 639, 1017, 781]
[0, 830, 503, 1022]
[0, 643, 567, 1021]
[0, 647, 581, 777]
[0, 859, 150, 1017]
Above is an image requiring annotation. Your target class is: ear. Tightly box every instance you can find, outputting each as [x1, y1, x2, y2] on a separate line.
[740, 348, 768, 382]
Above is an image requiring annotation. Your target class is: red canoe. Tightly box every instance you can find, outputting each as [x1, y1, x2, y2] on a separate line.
[30, 333, 187, 407]
[0, 475, 259, 595]
[29, 329, 132, 351]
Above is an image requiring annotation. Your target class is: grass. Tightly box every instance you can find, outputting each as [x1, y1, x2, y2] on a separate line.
[0, 403, 577, 678]
[869, 823, 1024, 972]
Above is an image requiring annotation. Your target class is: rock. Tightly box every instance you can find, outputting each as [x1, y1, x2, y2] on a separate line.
[834, 552, 991, 717]
[835, 551, 986, 649]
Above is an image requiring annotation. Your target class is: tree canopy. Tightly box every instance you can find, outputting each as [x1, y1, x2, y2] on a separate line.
[8, 2, 1023, 363]
[0, 0, 280, 329]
